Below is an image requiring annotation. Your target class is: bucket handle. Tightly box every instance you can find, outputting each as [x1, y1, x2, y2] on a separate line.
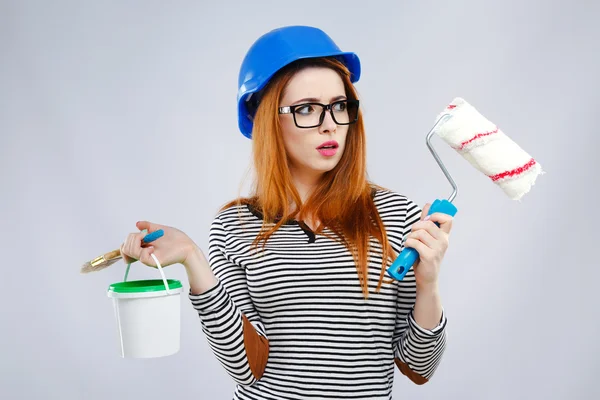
[123, 253, 172, 295]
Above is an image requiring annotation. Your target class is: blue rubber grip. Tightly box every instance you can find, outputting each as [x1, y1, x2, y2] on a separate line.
[142, 229, 164, 243]
[386, 199, 458, 281]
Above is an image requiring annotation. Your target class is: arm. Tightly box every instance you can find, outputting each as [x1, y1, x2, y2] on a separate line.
[186, 216, 269, 386]
[391, 198, 448, 384]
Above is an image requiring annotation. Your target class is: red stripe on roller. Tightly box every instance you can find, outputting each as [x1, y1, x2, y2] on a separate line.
[458, 128, 499, 150]
[489, 158, 537, 182]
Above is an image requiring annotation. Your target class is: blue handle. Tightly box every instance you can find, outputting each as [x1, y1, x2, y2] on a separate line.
[142, 229, 164, 243]
[386, 199, 458, 281]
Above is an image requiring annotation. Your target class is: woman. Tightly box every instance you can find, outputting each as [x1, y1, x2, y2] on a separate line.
[121, 25, 453, 399]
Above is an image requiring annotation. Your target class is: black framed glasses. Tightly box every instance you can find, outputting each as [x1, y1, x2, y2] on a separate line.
[278, 99, 359, 129]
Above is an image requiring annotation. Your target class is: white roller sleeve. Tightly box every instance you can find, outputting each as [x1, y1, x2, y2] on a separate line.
[434, 97, 543, 201]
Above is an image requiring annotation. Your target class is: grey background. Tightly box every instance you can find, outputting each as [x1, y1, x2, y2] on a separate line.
[1, 0, 598, 399]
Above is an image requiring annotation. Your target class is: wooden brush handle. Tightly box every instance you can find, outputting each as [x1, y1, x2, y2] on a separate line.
[105, 249, 122, 261]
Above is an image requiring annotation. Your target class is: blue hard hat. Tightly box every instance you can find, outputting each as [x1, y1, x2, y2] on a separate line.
[237, 25, 361, 139]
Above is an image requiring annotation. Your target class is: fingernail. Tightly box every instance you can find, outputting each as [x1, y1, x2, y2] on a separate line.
[424, 215, 431, 221]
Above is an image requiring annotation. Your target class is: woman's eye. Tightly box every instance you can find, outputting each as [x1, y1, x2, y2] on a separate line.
[333, 102, 347, 112]
[296, 105, 315, 115]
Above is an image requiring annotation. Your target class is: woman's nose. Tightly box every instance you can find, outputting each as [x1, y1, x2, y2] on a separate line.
[319, 110, 337, 133]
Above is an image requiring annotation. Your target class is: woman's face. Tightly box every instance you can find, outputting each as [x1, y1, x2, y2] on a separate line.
[278, 67, 350, 182]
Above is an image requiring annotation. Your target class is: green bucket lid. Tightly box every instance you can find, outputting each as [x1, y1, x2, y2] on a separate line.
[108, 279, 183, 293]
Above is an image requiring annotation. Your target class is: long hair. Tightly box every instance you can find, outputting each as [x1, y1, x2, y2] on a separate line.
[220, 57, 397, 298]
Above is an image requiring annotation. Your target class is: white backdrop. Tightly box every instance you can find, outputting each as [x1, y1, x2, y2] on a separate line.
[2, 1, 599, 399]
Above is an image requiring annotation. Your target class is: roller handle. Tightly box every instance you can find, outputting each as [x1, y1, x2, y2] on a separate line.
[386, 199, 458, 281]
[142, 229, 164, 243]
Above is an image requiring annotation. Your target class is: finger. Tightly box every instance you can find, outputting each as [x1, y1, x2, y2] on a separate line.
[420, 203, 431, 221]
[406, 228, 437, 248]
[404, 237, 431, 260]
[410, 220, 445, 240]
[124, 232, 147, 261]
[139, 246, 158, 268]
[120, 243, 136, 264]
[122, 238, 141, 264]
[124, 234, 138, 260]
[426, 213, 454, 234]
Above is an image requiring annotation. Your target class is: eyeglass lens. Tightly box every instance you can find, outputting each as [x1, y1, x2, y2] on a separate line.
[293, 100, 358, 128]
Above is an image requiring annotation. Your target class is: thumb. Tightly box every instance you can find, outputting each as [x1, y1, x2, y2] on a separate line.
[137, 220, 159, 233]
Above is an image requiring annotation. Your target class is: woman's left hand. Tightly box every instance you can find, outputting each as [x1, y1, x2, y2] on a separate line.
[404, 203, 454, 288]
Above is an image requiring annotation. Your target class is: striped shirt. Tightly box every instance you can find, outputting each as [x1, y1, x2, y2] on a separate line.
[189, 188, 447, 399]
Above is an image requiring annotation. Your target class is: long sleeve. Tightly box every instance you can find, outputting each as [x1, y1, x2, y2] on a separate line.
[188, 216, 269, 386]
[390, 197, 448, 384]
[393, 306, 447, 384]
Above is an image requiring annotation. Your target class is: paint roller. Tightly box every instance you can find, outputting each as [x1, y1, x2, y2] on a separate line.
[386, 97, 544, 281]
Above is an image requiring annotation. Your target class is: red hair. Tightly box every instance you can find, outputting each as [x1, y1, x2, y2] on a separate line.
[220, 57, 397, 298]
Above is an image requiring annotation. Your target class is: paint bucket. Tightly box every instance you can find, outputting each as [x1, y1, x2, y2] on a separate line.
[107, 254, 183, 358]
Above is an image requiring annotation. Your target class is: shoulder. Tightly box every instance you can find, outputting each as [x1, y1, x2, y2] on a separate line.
[370, 186, 422, 233]
[371, 187, 421, 216]
[369, 187, 422, 252]
[209, 199, 261, 234]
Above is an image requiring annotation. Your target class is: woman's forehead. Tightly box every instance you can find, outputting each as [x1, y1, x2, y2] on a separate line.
[282, 67, 345, 102]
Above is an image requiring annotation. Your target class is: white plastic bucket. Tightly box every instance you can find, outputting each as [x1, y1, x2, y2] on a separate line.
[107, 254, 183, 358]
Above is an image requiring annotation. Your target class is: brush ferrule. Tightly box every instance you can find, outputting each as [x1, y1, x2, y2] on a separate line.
[91, 255, 106, 267]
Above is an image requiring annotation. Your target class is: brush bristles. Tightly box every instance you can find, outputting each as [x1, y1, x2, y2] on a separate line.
[80, 257, 121, 273]
[80, 249, 122, 274]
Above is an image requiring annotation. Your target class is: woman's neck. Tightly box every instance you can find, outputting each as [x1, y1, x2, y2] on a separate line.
[290, 169, 321, 203]
[286, 165, 329, 229]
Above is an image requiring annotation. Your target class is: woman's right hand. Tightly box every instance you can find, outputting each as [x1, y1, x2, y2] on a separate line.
[120, 221, 196, 269]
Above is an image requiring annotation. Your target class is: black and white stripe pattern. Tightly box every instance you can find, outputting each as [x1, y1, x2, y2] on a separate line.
[189, 189, 447, 399]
